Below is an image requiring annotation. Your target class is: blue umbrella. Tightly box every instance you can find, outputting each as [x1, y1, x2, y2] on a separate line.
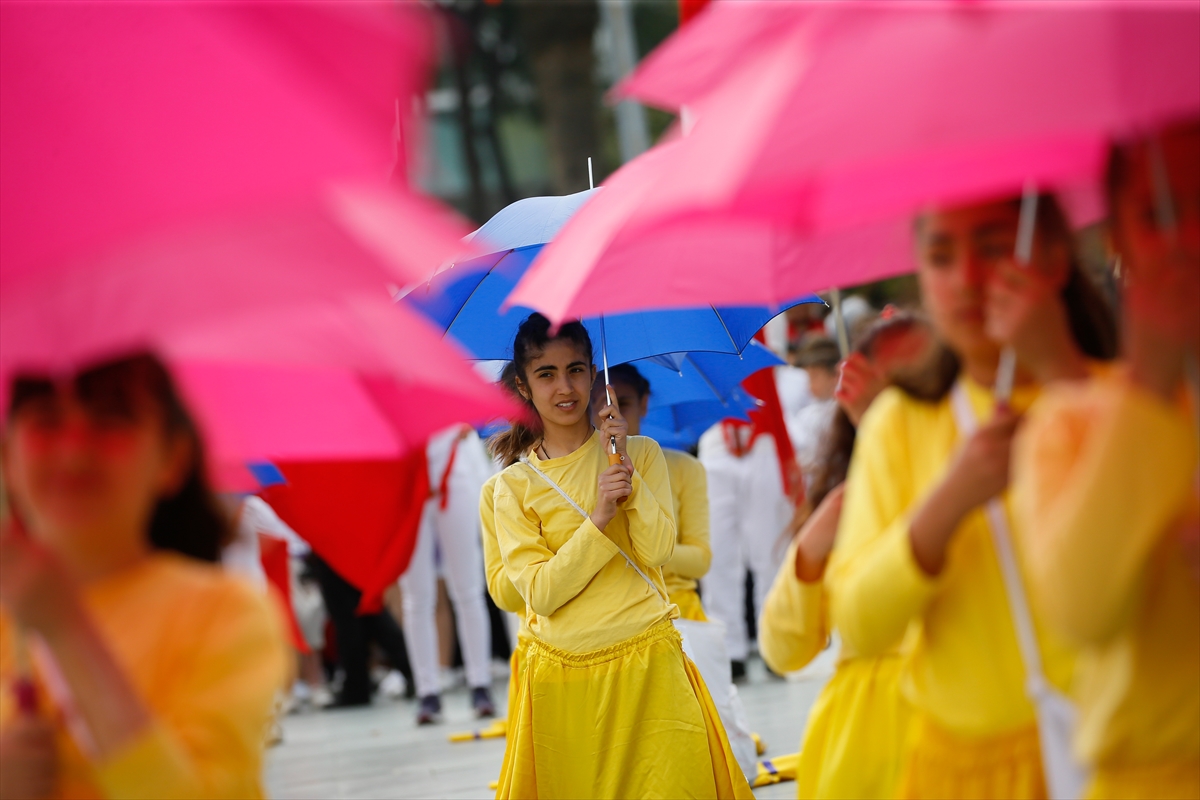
[641, 389, 760, 451]
[405, 190, 821, 364]
[405, 243, 822, 364]
[631, 341, 782, 407]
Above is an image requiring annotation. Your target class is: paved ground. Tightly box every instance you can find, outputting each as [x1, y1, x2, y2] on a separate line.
[266, 648, 836, 799]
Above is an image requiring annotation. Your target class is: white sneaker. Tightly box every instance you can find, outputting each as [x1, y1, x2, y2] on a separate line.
[311, 686, 335, 708]
[379, 670, 407, 700]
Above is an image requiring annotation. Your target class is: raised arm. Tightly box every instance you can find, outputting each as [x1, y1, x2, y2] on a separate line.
[759, 537, 829, 675]
[827, 391, 939, 657]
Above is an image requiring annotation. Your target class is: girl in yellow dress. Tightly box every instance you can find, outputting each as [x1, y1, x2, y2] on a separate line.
[490, 313, 752, 799]
[1012, 120, 1200, 800]
[758, 311, 933, 799]
[826, 195, 1116, 799]
[0, 353, 288, 799]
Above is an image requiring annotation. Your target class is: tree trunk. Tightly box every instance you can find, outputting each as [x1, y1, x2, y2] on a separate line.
[516, 2, 601, 195]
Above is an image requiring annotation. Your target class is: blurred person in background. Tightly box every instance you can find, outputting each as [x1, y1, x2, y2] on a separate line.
[310, 554, 414, 709]
[399, 425, 496, 725]
[698, 388, 795, 681]
[787, 334, 842, 487]
[827, 192, 1116, 799]
[1013, 120, 1200, 800]
[0, 354, 287, 799]
[590, 364, 712, 622]
[759, 310, 933, 798]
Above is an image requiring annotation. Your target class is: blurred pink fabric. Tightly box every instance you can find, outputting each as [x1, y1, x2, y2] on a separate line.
[512, 1, 1199, 322]
[0, 2, 512, 471]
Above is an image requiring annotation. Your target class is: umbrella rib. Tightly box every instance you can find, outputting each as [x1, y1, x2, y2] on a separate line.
[441, 250, 516, 341]
[710, 305, 742, 353]
[685, 354, 731, 405]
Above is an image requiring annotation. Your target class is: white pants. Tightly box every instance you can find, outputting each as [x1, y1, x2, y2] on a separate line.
[698, 429, 792, 661]
[399, 427, 493, 697]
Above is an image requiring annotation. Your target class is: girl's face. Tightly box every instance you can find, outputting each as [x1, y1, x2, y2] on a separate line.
[983, 218, 1074, 348]
[915, 201, 1017, 362]
[517, 339, 597, 432]
[3, 375, 189, 559]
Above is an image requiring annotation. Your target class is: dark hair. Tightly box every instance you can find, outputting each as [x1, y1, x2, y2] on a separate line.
[808, 311, 930, 510]
[488, 313, 594, 466]
[605, 363, 651, 399]
[7, 353, 231, 562]
[905, 193, 1118, 403]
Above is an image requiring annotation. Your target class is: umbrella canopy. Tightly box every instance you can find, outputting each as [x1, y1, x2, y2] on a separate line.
[618, 1, 1199, 232]
[641, 391, 759, 452]
[510, 2, 1199, 323]
[405, 240, 822, 363]
[505, 142, 909, 321]
[631, 342, 783, 407]
[0, 1, 513, 469]
[0, 1, 469, 292]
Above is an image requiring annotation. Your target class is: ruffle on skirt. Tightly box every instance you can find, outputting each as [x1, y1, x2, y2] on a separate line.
[1086, 760, 1200, 800]
[795, 654, 911, 799]
[898, 714, 1046, 800]
[495, 619, 753, 799]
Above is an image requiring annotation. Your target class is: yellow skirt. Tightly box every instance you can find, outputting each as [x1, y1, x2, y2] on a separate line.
[496, 619, 754, 799]
[1085, 760, 1200, 800]
[898, 714, 1046, 800]
[669, 588, 708, 622]
[795, 653, 911, 800]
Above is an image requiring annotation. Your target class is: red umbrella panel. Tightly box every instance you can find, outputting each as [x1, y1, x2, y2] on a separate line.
[261, 454, 430, 614]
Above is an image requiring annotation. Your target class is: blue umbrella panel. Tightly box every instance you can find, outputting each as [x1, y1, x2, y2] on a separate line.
[403, 244, 823, 365]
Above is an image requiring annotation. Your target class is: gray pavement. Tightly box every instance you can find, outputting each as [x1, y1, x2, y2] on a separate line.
[266, 649, 836, 800]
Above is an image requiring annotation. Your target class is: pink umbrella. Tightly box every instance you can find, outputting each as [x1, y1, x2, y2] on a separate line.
[511, 2, 1199, 322]
[620, 1, 1200, 232]
[0, 1, 470, 293]
[0, 2, 513, 473]
[505, 142, 912, 320]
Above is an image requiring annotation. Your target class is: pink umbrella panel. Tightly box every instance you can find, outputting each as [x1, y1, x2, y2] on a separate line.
[619, 1, 1200, 233]
[505, 141, 915, 323]
[0, 0, 470, 293]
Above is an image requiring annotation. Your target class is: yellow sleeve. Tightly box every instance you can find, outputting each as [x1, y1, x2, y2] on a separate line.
[665, 453, 712, 580]
[94, 583, 288, 800]
[480, 477, 525, 614]
[827, 390, 941, 657]
[495, 474, 621, 617]
[1013, 377, 1197, 646]
[624, 439, 677, 569]
[759, 538, 829, 674]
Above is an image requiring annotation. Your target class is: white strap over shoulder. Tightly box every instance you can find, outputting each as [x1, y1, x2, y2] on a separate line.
[519, 454, 670, 606]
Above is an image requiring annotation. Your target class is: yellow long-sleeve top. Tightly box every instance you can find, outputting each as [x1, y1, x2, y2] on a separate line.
[481, 473, 527, 616]
[0, 552, 288, 799]
[826, 377, 1075, 739]
[1013, 372, 1199, 770]
[494, 431, 678, 653]
[759, 537, 830, 674]
[660, 448, 712, 598]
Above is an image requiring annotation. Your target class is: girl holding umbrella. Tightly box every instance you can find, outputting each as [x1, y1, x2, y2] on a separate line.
[489, 313, 751, 799]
